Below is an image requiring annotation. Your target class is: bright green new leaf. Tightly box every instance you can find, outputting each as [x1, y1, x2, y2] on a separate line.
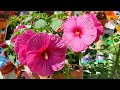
[51, 19, 62, 31]
[10, 29, 25, 40]
[8, 54, 15, 63]
[34, 19, 47, 28]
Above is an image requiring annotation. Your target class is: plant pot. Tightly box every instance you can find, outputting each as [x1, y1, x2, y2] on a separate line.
[0, 61, 15, 76]
[15, 64, 24, 78]
[3, 69, 17, 79]
[52, 64, 83, 79]
[31, 73, 40, 79]
[22, 72, 52, 79]
[52, 73, 66, 79]
[21, 64, 83, 79]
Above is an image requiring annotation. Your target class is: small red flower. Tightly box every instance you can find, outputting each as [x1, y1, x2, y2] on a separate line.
[9, 11, 14, 16]
[0, 11, 3, 14]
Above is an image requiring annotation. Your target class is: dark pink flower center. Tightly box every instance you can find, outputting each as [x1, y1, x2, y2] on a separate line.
[74, 28, 82, 37]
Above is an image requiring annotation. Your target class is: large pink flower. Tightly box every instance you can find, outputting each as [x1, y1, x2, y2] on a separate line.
[11, 24, 27, 43]
[62, 15, 97, 52]
[88, 12, 104, 42]
[14, 30, 35, 65]
[25, 33, 67, 76]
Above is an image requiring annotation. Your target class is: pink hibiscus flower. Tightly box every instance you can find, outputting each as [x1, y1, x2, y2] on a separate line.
[14, 30, 35, 65]
[62, 15, 97, 52]
[88, 12, 104, 42]
[25, 33, 67, 76]
[11, 24, 26, 43]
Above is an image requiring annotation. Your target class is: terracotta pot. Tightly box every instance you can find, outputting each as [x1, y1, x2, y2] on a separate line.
[22, 72, 53, 79]
[52, 73, 66, 79]
[0, 61, 15, 75]
[52, 64, 83, 79]
[3, 69, 17, 79]
[15, 64, 24, 78]
[31, 73, 40, 79]
[22, 64, 83, 79]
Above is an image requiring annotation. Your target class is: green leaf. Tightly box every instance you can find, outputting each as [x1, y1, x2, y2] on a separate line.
[8, 54, 15, 63]
[14, 56, 19, 67]
[34, 19, 47, 28]
[62, 64, 72, 79]
[24, 16, 32, 22]
[67, 51, 75, 55]
[19, 29, 26, 34]
[76, 52, 83, 60]
[50, 14, 57, 19]
[107, 40, 113, 45]
[10, 31, 20, 39]
[51, 18, 57, 21]
[4, 48, 10, 52]
[54, 71, 61, 76]
[51, 19, 62, 31]
[10, 29, 26, 39]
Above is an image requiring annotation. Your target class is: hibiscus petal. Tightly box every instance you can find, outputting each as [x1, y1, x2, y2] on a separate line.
[47, 35, 67, 71]
[26, 33, 50, 53]
[25, 51, 39, 65]
[76, 15, 95, 30]
[94, 34, 101, 42]
[14, 24, 26, 33]
[28, 54, 54, 76]
[62, 16, 77, 33]
[11, 36, 17, 43]
[81, 28, 97, 45]
[18, 47, 27, 65]
[89, 12, 104, 35]
[14, 30, 35, 54]
[68, 36, 87, 52]
[17, 24, 26, 30]
[62, 32, 74, 44]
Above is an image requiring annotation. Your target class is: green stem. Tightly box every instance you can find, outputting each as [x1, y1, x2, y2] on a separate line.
[76, 52, 83, 65]
[110, 35, 118, 78]
[114, 44, 120, 79]
[115, 44, 120, 67]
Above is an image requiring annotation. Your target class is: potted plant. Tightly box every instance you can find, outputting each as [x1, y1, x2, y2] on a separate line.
[4, 11, 110, 79]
